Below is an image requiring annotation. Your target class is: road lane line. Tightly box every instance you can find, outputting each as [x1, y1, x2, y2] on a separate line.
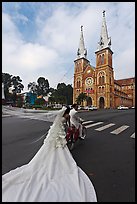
[82, 121, 93, 125]
[110, 125, 129, 135]
[130, 133, 135, 138]
[85, 122, 103, 128]
[95, 123, 115, 131]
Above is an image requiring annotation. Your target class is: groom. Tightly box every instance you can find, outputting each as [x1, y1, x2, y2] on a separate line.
[69, 104, 85, 140]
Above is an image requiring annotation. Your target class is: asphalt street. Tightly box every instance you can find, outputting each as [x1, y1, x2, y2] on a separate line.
[2, 108, 135, 202]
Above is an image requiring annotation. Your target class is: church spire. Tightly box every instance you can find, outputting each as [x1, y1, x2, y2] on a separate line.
[77, 25, 87, 59]
[97, 10, 111, 51]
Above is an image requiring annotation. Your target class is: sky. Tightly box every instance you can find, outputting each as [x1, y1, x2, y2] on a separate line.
[2, 2, 135, 92]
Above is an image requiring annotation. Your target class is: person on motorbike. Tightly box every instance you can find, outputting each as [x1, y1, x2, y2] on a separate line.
[69, 103, 85, 140]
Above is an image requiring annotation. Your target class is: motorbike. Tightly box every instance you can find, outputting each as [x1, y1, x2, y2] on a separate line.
[66, 122, 87, 150]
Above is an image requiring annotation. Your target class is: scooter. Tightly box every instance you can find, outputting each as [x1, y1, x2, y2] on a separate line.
[66, 123, 87, 150]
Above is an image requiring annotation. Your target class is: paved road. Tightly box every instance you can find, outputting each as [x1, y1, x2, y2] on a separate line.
[2, 107, 135, 202]
[74, 109, 135, 202]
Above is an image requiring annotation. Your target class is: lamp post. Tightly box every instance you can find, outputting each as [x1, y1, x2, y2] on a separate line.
[2, 83, 5, 100]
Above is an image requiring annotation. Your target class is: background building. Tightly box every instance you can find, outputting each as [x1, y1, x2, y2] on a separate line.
[73, 11, 135, 109]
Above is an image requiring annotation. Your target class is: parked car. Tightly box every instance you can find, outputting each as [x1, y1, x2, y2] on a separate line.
[88, 105, 98, 110]
[78, 106, 85, 110]
[84, 106, 89, 110]
[117, 105, 129, 110]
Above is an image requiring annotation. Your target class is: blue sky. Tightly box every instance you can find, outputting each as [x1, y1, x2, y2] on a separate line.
[2, 2, 135, 92]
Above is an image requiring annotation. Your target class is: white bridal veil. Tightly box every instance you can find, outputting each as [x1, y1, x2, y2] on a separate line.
[2, 106, 97, 202]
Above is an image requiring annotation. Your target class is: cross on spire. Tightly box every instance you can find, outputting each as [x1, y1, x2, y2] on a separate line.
[77, 25, 87, 59]
[97, 11, 111, 51]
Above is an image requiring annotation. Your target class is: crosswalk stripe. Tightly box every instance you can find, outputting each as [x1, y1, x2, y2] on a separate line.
[95, 123, 115, 131]
[82, 121, 93, 125]
[110, 125, 129, 135]
[130, 133, 135, 138]
[85, 122, 103, 128]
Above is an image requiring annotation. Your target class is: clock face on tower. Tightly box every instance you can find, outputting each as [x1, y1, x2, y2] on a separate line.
[85, 77, 93, 86]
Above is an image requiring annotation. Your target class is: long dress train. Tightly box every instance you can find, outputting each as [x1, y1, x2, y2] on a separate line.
[2, 107, 97, 202]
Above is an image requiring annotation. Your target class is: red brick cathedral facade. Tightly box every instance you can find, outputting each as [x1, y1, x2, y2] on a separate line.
[73, 11, 135, 109]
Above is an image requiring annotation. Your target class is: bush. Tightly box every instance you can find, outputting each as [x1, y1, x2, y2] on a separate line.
[32, 105, 43, 109]
[34, 98, 46, 105]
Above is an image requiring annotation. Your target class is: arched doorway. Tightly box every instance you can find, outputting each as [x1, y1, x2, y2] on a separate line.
[87, 97, 92, 106]
[99, 97, 105, 109]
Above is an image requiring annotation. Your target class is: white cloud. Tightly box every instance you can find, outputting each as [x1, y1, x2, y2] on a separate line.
[2, 13, 59, 91]
[114, 47, 135, 79]
[2, 2, 135, 92]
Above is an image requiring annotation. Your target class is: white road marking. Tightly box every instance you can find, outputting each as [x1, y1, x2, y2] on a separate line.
[110, 125, 129, 135]
[82, 121, 93, 125]
[95, 123, 115, 131]
[85, 122, 103, 128]
[130, 133, 135, 138]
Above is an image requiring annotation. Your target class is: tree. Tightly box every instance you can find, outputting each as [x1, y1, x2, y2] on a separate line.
[34, 98, 46, 106]
[37, 77, 50, 96]
[2, 73, 12, 100]
[49, 83, 73, 105]
[76, 92, 87, 105]
[11, 76, 24, 93]
[28, 82, 38, 94]
[2, 73, 24, 103]
[66, 84, 73, 105]
[11, 76, 24, 104]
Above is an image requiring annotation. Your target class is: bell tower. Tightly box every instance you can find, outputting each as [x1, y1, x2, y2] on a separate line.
[73, 26, 90, 103]
[95, 11, 114, 108]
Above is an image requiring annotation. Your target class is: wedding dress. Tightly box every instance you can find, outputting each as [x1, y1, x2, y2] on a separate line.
[2, 106, 97, 202]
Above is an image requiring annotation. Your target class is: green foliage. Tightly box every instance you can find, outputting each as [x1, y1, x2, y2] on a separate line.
[28, 82, 37, 94]
[76, 92, 87, 105]
[2, 73, 73, 107]
[49, 83, 73, 105]
[2, 73, 24, 103]
[34, 98, 46, 105]
[37, 77, 50, 96]
[27, 77, 50, 97]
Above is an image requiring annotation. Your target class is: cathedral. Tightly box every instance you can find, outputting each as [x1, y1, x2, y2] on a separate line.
[73, 11, 135, 109]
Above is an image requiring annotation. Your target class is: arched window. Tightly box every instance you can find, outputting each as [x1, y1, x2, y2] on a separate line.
[110, 77, 111, 85]
[101, 54, 104, 64]
[78, 81, 81, 88]
[102, 76, 105, 84]
[99, 76, 102, 85]
[77, 81, 79, 88]
[98, 55, 101, 65]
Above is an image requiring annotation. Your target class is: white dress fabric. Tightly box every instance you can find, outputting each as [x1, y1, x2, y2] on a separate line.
[2, 107, 97, 202]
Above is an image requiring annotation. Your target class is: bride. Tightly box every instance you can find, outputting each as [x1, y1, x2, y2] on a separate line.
[2, 106, 97, 202]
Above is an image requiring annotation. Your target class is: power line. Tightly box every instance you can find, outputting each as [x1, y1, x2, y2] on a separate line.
[53, 65, 74, 89]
